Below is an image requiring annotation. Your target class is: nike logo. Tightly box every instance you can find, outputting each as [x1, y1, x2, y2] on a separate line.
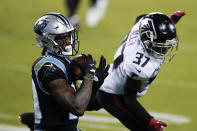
[135, 67, 141, 73]
[44, 63, 53, 67]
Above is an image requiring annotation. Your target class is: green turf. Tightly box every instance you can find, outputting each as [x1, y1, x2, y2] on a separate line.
[0, 0, 197, 130]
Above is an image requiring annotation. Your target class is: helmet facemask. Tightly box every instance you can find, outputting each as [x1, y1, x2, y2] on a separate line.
[53, 29, 79, 56]
[144, 37, 178, 62]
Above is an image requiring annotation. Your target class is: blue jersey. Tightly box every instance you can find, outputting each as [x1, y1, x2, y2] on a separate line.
[32, 53, 79, 130]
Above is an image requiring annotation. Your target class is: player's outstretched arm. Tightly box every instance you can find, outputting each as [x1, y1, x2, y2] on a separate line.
[123, 76, 153, 128]
[123, 76, 168, 130]
[169, 11, 186, 24]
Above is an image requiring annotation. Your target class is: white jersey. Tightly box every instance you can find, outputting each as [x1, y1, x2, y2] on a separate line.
[100, 20, 163, 97]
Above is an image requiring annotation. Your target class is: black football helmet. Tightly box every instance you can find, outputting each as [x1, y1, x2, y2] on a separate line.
[139, 12, 178, 62]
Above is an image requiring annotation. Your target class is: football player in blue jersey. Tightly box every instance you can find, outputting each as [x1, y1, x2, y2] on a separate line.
[20, 12, 109, 131]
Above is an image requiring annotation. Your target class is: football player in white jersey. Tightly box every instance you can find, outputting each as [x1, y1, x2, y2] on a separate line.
[88, 11, 185, 131]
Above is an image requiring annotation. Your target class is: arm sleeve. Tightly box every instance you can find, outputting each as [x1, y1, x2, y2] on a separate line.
[38, 63, 67, 91]
[123, 76, 153, 126]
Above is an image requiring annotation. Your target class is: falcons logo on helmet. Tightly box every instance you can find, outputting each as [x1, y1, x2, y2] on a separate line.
[34, 20, 49, 35]
[140, 19, 157, 39]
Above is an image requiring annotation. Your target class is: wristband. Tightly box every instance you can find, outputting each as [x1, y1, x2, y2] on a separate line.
[84, 76, 94, 81]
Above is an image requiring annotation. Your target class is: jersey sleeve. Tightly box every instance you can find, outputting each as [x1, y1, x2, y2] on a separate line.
[122, 45, 136, 77]
[38, 62, 68, 88]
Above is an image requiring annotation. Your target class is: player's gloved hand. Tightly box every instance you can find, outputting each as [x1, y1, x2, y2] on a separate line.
[149, 118, 167, 131]
[84, 54, 96, 74]
[169, 11, 186, 24]
[71, 54, 96, 75]
[93, 56, 110, 89]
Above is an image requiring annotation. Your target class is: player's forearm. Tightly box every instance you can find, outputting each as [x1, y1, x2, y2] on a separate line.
[72, 73, 94, 115]
[49, 77, 93, 116]
[123, 91, 153, 126]
[123, 76, 152, 126]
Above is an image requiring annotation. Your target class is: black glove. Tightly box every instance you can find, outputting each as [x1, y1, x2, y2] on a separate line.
[93, 55, 110, 90]
[86, 56, 110, 111]
[71, 54, 96, 75]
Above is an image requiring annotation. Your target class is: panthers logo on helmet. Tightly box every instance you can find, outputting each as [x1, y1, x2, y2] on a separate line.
[34, 20, 49, 35]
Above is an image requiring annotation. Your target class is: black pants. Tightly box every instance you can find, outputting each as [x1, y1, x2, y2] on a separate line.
[90, 90, 155, 131]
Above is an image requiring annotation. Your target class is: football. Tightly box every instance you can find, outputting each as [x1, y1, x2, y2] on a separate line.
[70, 54, 88, 79]
[71, 54, 88, 73]
[72, 54, 86, 64]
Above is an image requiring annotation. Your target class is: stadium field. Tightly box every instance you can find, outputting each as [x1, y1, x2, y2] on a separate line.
[0, 0, 197, 130]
